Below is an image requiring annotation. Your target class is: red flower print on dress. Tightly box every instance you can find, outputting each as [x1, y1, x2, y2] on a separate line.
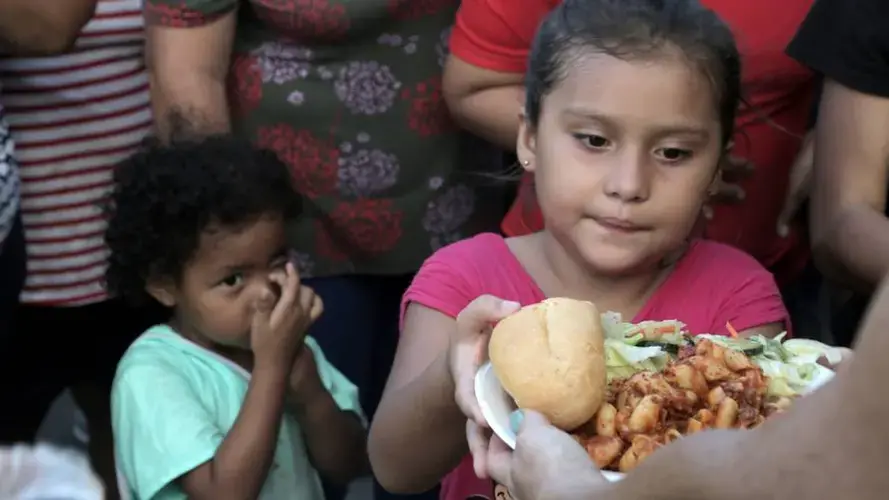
[227, 54, 263, 116]
[328, 199, 404, 255]
[387, 0, 457, 20]
[252, 0, 349, 42]
[256, 124, 339, 199]
[314, 221, 349, 262]
[145, 1, 211, 27]
[400, 77, 453, 137]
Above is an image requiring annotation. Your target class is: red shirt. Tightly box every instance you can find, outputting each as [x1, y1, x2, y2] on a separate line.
[401, 233, 788, 500]
[449, 0, 816, 286]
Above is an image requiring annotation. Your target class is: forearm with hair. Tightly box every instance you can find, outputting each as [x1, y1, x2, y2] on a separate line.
[146, 18, 235, 141]
[368, 352, 468, 493]
[150, 72, 231, 141]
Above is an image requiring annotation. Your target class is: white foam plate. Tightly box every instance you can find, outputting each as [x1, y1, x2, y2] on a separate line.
[474, 362, 625, 482]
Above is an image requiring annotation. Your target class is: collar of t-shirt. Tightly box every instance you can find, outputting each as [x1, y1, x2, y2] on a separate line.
[142, 325, 252, 380]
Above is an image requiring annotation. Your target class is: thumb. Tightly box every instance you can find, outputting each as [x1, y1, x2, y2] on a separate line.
[456, 295, 521, 333]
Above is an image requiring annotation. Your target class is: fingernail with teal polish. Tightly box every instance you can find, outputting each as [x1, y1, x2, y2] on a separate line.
[509, 410, 525, 433]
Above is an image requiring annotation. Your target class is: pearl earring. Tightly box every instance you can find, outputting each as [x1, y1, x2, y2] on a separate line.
[522, 160, 530, 166]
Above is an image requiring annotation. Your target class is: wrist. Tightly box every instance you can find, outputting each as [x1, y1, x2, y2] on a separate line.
[252, 358, 291, 383]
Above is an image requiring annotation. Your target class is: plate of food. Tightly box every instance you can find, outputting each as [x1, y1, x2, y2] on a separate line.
[475, 298, 842, 481]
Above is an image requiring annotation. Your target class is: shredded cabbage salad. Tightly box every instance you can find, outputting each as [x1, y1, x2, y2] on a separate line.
[600, 312, 670, 381]
[600, 313, 838, 395]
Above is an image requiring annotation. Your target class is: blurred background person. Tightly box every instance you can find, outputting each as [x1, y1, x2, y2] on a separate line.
[0, 88, 21, 341]
[0, 1, 159, 498]
[787, 0, 889, 347]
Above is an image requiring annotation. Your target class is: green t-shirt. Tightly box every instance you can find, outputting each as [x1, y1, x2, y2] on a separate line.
[111, 325, 363, 500]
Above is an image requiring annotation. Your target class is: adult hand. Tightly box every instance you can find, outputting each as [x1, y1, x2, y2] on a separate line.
[486, 411, 608, 500]
[777, 131, 815, 237]
[450, 295, 521, 477]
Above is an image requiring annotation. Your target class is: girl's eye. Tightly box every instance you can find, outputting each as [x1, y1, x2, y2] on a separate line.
[656, 147, 692, 162]
[576, 134, 610, 150]
[220, 273, 243, 288]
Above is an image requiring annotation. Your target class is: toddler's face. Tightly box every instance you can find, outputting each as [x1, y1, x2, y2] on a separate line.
[171, 214, 290, 348]
[519, 50, 723, 274]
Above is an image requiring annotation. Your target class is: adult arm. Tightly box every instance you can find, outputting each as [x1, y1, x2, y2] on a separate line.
[594, 276, 889, 500]
[368, 305, 469, 493]
[443, 57, 524, 150]
[507, 281, 888, 500]
[786, 0, 889, 292]
[808, 80, 889, 291]
[144, 0, 236, 139]
[0, 0, 97, 55]
[442, 0, 552, 149]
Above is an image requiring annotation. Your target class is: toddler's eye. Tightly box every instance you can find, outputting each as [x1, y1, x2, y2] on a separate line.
[220, 273, 243, 288]
[575, 134, 610, 149]
[656, 147, 692, 162]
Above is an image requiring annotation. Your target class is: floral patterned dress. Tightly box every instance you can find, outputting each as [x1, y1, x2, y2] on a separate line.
[145, 0, 505, 278]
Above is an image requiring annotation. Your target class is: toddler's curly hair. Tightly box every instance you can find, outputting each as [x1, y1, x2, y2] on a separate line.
[105, 135, 300, 305]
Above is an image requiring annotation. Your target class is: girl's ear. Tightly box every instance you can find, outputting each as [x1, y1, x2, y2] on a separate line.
[517, 108, 538, 173]
[146, 277, 177, 308]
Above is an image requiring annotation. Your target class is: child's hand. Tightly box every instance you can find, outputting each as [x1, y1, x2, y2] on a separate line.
[450, 296, 521, 424]
[288, 346, 324, 405]
[250, 262, 319, 371]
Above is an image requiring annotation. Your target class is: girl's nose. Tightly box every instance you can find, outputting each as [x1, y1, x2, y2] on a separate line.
[603, 151, 651, 203]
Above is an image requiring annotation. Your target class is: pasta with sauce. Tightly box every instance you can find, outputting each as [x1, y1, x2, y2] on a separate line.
[572, 339, 794, 472]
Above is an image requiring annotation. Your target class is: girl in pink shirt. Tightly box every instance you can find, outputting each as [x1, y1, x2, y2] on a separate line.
[369, 1, 789, 499]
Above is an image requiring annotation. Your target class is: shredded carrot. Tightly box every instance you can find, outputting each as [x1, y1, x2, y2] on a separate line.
[725, 321, 740, 338]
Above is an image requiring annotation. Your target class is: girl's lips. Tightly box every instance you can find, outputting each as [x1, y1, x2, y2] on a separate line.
[593, 216, 648, 233]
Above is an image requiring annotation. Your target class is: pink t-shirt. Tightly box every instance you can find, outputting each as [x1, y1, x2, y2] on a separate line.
[399, 233, 788, 500]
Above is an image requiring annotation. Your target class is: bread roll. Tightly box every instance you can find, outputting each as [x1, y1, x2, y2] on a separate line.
[488, 298, 607, 430]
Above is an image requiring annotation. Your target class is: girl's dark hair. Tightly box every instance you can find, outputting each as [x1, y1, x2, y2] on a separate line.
[104, 135, 300, 305]
[525, 0, 742, 145]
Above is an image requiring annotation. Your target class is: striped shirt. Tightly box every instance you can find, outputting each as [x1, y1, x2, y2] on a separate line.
[0, 0, 151, 306]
